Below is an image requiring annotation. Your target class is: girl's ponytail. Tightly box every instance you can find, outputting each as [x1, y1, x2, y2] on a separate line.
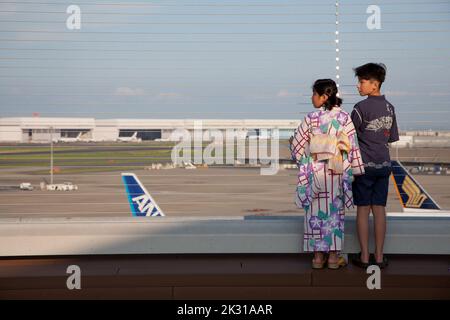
[312, 79, 342, 111]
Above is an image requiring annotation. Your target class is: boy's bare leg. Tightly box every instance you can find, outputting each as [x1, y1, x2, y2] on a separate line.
[356, 205, 371, 263]
[372, 205, 386, 263]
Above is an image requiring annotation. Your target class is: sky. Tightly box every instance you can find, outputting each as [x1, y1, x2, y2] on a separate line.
[0, 0, 450, 130]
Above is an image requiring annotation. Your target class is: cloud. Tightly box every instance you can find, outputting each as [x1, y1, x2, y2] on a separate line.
[157, 92, 182, 99]
[429, 92, 450, 97]
[337, 88, 353, 96]
[0, 3, 18, 17]
[384, 91, 415, 97]
[277, 89, 302, 98]
[8, 87, 24, 95]
[244, 90, 303, 100]
[114, 87, 146, 96]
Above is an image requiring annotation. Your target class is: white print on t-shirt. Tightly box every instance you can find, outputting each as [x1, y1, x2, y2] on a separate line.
[365, 116, 393, 132]
[386, 103, 394, 116]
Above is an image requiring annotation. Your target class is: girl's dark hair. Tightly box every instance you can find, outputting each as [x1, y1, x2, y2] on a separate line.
[312, 79, 342, 110]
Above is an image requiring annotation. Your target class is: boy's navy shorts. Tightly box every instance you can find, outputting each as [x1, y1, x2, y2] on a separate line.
[352, 166, 392, 207]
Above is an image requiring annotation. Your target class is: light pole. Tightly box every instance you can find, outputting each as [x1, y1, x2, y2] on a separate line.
[335, 1, 340, 94]
[50, 126, 54, 184]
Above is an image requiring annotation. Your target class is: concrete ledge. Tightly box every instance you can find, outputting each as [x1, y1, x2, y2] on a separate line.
[1, 215, 449, 256]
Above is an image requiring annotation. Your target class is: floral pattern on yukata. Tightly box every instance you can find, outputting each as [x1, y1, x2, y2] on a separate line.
[290, 107, 364, 252]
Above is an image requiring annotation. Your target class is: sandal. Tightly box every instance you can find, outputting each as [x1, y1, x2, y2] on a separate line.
[352, 252, 370, 269]
[374, 256, 389, 269]
[327, 256, 347, 269]
[312, 257, 327, 269]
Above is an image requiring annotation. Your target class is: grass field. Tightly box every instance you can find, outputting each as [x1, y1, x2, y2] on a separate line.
[0, 141, 288, 174]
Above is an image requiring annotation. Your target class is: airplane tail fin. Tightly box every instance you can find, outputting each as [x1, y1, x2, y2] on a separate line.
[121, 173, 165, 217]
[391, 160, 441, 211]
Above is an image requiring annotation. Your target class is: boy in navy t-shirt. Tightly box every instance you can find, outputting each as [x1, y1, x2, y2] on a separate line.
[350, 63, 399, 269]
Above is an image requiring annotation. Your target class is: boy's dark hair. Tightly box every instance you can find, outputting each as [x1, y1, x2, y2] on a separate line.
[353, 62, 387, 87]
[312, 79, 342, 111]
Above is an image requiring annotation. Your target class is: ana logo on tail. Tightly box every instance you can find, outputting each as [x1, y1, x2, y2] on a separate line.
[391, 160, 441, 211]
[121, 173, 165, 217]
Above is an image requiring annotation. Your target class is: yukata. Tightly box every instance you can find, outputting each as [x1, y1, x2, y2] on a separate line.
[290, 106, 365, 252]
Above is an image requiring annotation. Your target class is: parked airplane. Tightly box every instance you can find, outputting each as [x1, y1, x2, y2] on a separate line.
[121, 160, 446, 217]
[52, 132, 96, 143]
[53, 132, 83, 143]
[391, 160, 441, 212]
[121, 173, 165, 217]
[117, 132, 142, 142]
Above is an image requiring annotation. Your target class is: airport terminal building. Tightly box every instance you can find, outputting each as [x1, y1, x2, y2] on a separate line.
[0, 117, 299, 143]
[2, 117, 450, 148]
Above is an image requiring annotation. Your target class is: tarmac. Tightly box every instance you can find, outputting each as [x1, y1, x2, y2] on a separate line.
[0, 165, 449, 219]
[1, 143, 449, 218]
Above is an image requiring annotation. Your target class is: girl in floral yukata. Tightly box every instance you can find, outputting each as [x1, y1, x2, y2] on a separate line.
[290, 79, 365, 269]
